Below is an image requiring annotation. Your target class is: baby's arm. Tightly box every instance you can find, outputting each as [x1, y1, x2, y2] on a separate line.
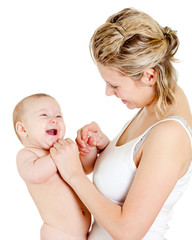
[77, 132, 99, 174]
[76, 122, 110, 174]
[16, 149, 57, 184]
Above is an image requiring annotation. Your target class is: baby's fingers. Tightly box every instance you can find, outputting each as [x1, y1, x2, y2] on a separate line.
[79, 122, 99, 140]
[87, 136, 96, 146]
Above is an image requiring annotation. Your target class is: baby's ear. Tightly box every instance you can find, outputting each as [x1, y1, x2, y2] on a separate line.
[16, 122, 28, 138]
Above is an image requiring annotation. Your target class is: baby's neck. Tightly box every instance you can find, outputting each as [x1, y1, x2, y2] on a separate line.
[24, 143, 50, 152]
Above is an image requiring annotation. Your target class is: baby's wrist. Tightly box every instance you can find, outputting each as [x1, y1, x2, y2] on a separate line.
[98, 136, 110, 151]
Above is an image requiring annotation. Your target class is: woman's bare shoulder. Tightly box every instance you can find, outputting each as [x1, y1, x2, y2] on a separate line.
[145, 119, 191, 150]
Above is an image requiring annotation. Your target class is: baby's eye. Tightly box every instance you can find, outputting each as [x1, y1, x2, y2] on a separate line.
[56, 115, 62, 119]
[40, 113, 48, 117]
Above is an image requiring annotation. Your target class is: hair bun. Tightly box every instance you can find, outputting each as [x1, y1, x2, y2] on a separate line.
[163, 26, 179, 61]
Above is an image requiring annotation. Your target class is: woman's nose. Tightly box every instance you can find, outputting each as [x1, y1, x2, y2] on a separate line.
[105, 84, 115, 96]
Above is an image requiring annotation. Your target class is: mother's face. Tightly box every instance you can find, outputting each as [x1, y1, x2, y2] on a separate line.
[97, 63, 157, 110]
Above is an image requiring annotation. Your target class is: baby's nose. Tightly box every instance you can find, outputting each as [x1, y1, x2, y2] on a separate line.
[50, 118, 57, 124]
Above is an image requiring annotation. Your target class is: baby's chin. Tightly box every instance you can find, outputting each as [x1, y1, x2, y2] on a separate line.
[31, 133, 65, 150]
[46, 136, 65, 150]
[46, 140, 59, 150]
[34, 139, 59, 151]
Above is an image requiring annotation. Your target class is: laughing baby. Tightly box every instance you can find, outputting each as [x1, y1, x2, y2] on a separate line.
[13, 93, 91, 240]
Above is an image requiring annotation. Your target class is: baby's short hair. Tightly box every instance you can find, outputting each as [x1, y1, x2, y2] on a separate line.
[13, 93, 53, 140]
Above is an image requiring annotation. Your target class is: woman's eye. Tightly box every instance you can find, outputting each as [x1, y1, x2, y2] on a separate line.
[107, 83, 118, 89]
[111, 85, 118, 89]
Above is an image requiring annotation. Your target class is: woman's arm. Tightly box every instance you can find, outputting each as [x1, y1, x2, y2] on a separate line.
[16, 149, 57, 184]
[51, 121, 191, 240]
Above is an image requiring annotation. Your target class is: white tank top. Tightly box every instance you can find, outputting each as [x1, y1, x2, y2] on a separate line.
[88, 116, 192, 240]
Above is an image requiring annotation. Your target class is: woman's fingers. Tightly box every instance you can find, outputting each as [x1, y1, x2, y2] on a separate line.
[65, 138, 73, 143]
[53, 141, 62, 150]
[76, 129, 86, 147]
[50, 147, 57, 155]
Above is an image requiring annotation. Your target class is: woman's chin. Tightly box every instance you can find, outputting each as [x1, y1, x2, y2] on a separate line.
[122, 100, 136, 109]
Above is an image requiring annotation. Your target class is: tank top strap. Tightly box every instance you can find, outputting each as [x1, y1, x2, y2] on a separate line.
[133, 116, 192, 157]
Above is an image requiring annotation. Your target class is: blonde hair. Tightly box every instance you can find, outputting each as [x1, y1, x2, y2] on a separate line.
[13, 93, 54, 140]
[90, 8, 179, 117]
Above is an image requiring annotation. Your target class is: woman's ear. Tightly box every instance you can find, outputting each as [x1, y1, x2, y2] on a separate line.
[16, 121, 28, 138]
[141, 69, 157, 87]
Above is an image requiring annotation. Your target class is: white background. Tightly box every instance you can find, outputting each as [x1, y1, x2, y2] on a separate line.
[1, 0, 192, 239]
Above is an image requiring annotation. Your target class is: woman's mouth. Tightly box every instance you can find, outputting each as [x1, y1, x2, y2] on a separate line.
[46, 129, 58, 136]
[121, 99, 127, 104]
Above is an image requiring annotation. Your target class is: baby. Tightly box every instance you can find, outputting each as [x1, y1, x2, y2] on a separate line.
[13, 93, 91, 240]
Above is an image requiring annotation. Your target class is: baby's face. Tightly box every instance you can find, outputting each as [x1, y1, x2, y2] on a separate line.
[22, 96, 66, 149]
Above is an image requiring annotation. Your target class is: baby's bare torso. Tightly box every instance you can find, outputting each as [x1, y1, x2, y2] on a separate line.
[20, 148, 91, 240]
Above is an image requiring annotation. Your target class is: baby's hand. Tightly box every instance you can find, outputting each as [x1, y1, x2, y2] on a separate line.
[76, 122, 109, 155]
[86, 131, 101, 147]
[50, 138, 84, 183]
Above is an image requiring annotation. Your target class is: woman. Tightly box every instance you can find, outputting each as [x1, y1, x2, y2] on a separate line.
[50, 8, 192, 239]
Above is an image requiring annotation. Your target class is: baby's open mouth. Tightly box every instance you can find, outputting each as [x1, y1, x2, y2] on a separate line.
[46, 129, 58, 136]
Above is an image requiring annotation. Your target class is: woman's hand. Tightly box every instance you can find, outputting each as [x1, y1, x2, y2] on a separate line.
[50, 138, 85, 184]
[76, 121, 110, 155]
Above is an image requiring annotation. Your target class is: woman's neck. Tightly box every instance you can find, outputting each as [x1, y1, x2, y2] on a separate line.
[166, 86, 191, 118]
[142, 85, 191, 122]
[145, 85, 191, 121]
